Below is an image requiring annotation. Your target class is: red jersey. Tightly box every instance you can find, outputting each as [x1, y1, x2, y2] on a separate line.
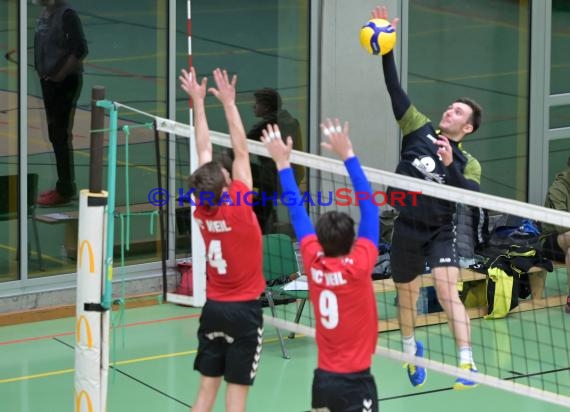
[193, 179, 265, 301]
[301, 235, 379, 373]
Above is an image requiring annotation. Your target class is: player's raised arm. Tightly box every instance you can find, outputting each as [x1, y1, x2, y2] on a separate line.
[320, 118, 379, 244]
[179, 67, 212, 166]
[262, 124, 315, 241]
[369, 6, 409, 122]
[209, 68, 253, 189]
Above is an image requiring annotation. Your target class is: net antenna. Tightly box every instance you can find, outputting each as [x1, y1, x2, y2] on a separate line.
[164, 0, 207, 307]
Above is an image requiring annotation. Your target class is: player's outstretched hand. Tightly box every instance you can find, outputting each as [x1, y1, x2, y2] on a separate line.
[208, 68, 237, 107]
[320, 118, 354, 161]
[370, 5, 399, 30]
[261, 124, 293, 170]
[435, 135, 453, 166]
[179, 67, 207, 102]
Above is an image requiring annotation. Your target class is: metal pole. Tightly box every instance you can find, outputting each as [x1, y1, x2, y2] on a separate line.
[154, 122, 168, 303]
[90, 87, 106, 193]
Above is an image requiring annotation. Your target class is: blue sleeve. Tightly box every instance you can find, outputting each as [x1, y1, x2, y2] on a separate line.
[278, 167, 315, 241]
[345, 157, 379, 244]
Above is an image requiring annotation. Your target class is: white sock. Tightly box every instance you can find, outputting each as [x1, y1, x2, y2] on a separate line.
[459, 347, 475, 367]
[403, 335, 417, 357]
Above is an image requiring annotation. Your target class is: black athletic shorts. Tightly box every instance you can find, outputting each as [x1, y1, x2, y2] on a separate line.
[311, 368, 378, 412]
[194, 299, 263, 385]
[542, 232, 565, 262]
[390, 215, 459, 283]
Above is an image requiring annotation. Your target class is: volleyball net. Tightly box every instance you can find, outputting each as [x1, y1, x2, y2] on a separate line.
[153, 107, 570, 406]
[85, 100, 570, 408]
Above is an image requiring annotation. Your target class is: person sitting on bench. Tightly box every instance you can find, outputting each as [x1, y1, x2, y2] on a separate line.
[542, 156, 570, 314]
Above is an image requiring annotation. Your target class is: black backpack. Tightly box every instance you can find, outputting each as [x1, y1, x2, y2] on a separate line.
[372, 242, 391, 280]
[484, 215, 542, 255]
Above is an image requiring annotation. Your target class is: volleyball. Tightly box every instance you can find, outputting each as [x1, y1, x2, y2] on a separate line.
[359, 18, 396, 55]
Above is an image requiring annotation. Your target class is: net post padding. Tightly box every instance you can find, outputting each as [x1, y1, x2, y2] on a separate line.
[74, 88, 111, 412]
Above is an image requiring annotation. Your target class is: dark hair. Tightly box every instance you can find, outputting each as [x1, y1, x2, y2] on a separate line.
[217, 150, 234, 175]
[254, 88, 282, 113]
[455, 97, 482, 133]
[315, 211, 355, 257]
[187, 161, 227, 204]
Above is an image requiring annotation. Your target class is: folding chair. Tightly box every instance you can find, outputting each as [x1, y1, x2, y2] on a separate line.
[263, 233, 308, 359]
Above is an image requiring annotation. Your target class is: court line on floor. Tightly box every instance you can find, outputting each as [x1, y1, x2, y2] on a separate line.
[109, 364, 191, 407]
[377, 367, 570, 402]
[55, 337, 192, 407]
[0, 368, 76, 385]
[505, 367, 570, 381]
[0, 335, 289, 385]
[0, 346, 198, 384]
[0, 312, 200, 346]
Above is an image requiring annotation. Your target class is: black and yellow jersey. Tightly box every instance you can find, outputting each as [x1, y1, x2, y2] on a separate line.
[390, 104, 481, 221]
[381, 50, 481, 221]
[397, 105, 480, 185]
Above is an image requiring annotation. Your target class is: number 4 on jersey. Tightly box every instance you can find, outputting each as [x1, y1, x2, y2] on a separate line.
[207, 240, 227, 275]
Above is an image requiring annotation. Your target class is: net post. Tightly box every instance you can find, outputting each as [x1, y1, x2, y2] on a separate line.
[90, 86, 105, 193]
[153, 122, 168, 303]
[76, 85, 108, 412]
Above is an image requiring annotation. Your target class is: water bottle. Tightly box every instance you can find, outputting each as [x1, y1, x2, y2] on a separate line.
[59, 244, 68, 262]
[417, 287, 429, 315]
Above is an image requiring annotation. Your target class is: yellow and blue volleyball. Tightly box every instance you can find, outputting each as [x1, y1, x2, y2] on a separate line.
[359, 18, 396, 55]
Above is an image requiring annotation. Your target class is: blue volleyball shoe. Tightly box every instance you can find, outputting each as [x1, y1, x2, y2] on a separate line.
[453, 363, 479, 390]
[405, 341, 427, 387]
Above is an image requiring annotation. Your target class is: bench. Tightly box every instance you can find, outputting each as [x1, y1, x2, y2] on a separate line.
[374, 262, 566, 332]
[378, 294, 567, 332]
[373, 268, 488, 294]
[373, 263, 565, 297]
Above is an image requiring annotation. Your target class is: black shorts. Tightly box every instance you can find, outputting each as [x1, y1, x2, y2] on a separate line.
[390, 216, 459, 283]
[311, 368, 378, 412]
[194, 299, 263, 385]
[542, 232, 565, 262]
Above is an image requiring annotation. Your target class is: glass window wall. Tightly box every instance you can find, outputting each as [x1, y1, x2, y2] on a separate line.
[0, 1, 20, 282]
[549, 139, 570, 185]
[551, 0, 570, 95]
[27, 0, 168, 278]
[175, 0, 310, 255]
[408, 0, 530, 200]
[550, 105, 570, 130]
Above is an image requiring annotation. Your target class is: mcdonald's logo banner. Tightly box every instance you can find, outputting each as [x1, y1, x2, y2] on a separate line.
[74, 190, 109, 412]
